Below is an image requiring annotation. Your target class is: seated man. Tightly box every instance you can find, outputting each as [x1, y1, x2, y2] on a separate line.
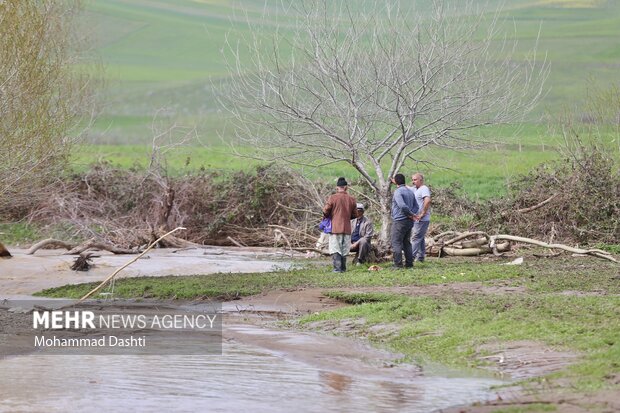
[349, 203, 373, 264]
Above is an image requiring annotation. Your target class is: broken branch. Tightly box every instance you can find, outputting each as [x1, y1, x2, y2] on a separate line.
[77, 227, 186, 302]
[27, 238, 74, 255]
[516, 193, 558, 214]
[490, 234, 617, 263]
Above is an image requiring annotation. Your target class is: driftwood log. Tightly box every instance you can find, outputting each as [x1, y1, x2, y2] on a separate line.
[77, 227, 186, 302]
[66, 239, 137, 255]
[27, 228, 201, 256]
[27, 239, 75, 254]
[430, 232, 617, 263]
[490, 234, 617, 263]
[26, 238, 137, 255]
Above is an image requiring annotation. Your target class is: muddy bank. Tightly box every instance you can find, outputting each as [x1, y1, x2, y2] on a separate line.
[223, 288, 580, 381]
[222, 287, 620, 413]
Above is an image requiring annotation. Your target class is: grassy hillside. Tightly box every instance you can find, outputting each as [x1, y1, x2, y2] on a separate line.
[83, 0, 620, 140]
[76, 0, 620, 198]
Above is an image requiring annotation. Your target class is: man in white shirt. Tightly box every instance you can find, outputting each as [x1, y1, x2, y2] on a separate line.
[410, 173, 431, 262]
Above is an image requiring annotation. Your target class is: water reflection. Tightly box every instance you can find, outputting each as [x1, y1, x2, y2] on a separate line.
[0, 339, 503, 413]
[320, 371, 352, 392]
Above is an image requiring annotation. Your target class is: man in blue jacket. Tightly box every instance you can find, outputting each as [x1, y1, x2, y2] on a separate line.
[390, 173, 418, 268]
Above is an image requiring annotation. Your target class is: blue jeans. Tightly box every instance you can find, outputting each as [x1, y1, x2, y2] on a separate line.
[391, 219, 413, 267]
[411, 221, 430, 261]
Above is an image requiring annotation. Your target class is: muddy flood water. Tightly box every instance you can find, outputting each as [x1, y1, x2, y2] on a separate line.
[0, 326, 504, 413]
[1, 248, 506, 412]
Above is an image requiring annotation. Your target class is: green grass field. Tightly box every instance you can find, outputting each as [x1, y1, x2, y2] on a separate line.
[72, 141, 559, 199]
[77, 0, 620, 199]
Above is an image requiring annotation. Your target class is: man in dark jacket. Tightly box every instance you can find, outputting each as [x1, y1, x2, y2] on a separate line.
[390, 173, 418, 268]
[323, 177, 357, 272]
[350, 203, 373, 264]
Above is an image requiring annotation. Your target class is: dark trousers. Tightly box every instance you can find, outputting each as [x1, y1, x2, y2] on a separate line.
[350, 238, 371, 263]
[391, 219, 413, 267]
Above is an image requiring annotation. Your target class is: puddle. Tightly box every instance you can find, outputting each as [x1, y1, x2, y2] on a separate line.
[0, 336, 503, 413]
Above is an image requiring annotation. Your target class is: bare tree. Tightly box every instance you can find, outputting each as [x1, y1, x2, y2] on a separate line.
[220, 0, 548, 245]
[0, 0, 93, 214]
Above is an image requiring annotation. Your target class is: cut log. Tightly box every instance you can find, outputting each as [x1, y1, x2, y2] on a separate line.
[459, 237, 490, 249]
[433, 231, 462, 242]
[443, 241, 511, 256]
[444, 231, 490, 246]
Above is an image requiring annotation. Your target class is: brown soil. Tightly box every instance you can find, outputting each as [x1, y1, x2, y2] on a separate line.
[475, 340, 580, 380]
[437, 390, 620, 413]
[222, 288, 347, 316]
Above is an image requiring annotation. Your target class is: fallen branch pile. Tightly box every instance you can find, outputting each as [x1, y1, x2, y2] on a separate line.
[15, 163, 330, 250]
[428, 232, 617, 263]
[431, 145, 620, 245]
[429, 231, 511, 257]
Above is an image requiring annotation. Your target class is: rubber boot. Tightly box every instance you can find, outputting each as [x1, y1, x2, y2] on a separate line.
[332, 253, 342, 273]
[341, 255, 347, 272]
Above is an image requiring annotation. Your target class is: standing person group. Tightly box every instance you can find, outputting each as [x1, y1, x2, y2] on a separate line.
[390, 172, 432, 268]
[322, 173, 431, 272]
[323, 177, 357, 273]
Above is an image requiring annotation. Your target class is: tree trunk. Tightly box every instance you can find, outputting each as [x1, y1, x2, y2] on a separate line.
[376, 188, 392, 250]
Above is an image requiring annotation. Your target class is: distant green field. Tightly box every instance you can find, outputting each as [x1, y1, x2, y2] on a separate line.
[77, 0, 620, 198]
[83, 0, 620, 142]
[73, 140, 561, 200]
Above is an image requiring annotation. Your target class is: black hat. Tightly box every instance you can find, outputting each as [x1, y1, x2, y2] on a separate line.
[336, 177, 348, 187]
